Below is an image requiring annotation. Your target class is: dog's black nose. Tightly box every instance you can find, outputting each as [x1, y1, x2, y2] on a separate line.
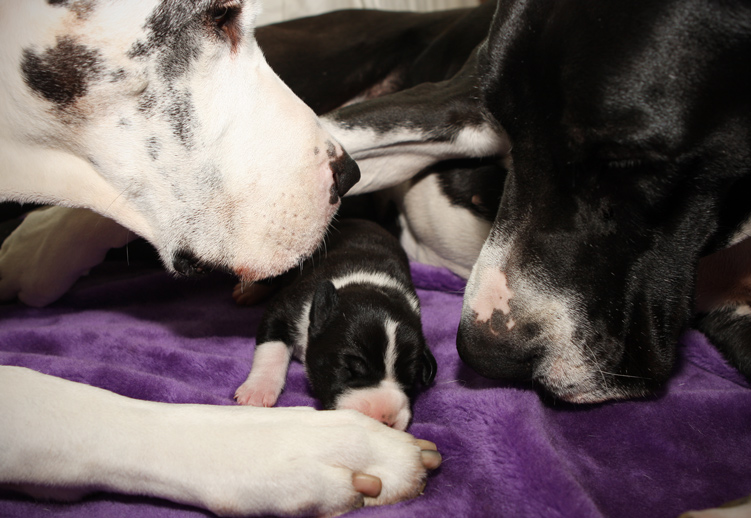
[457, 317, 542, 381]
[172, 249, 204, 277]
[329, 152, 360, 203]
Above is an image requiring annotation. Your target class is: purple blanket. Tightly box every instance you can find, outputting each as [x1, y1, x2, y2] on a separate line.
[1, 259, 750, 518]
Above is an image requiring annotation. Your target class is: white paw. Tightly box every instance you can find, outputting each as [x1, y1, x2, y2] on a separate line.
[234, 379, 281, 407]
[196, 407, 439, 516]
[0, 207, 133, 307]
[234, 341, 290, 407]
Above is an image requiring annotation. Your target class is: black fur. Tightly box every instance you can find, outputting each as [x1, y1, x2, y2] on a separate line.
[21, 36, 102, 109]
[256, 219, 436, 410]
[458, 0, 751, 396]
[695, 308, 751, 378]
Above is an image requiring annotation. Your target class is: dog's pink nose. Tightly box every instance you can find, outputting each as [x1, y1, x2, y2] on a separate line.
[329, 152, 360, 203]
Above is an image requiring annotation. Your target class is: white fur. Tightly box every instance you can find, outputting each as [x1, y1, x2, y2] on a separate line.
[293, 297, 314, 360]
[333, 320, 411, 431]
[235, 340, 291, 407]
[0, 0, 345, 283]
[336, 379, 412, 432]
[385, 174, 492, 278]
[463, 230, 615, 402]
[324, 121, 508, 195]
[0, 206, 135, 307]
[332, 271, 421, 314]
[0, 366, 428, 516]
[383, 318, 400, 381]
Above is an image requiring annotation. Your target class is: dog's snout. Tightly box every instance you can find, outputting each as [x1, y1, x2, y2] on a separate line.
[172, 249, 204, 277]
[329, 152, 360, 204]
[457, 316, 543, 381]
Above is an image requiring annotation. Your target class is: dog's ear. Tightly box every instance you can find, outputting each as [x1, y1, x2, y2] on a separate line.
[308, 280, 339, 339]
[420, 347, 437, 386]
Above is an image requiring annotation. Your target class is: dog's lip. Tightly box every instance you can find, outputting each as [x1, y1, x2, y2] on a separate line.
[172, 250, 209, 277]
[534, 374, 636, 404]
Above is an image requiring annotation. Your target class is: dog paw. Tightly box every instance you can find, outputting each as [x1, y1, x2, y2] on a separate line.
[678, 494, 751, 518]
[234, 380, 281, 407]
[197, 407, 441, 517]
[0, 207, 133, 307]
[235, 341, 291, 407]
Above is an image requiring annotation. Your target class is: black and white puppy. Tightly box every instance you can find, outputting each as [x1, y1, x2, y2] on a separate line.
[235, 219, 436, 431]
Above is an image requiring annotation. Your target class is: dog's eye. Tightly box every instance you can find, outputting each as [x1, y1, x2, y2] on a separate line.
[213, 6, 229, 25]
[343, 355, 369, 380]
[208, 2, 242, 44]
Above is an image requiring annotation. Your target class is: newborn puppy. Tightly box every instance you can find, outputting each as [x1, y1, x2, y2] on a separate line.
[235, 219, 437, 430]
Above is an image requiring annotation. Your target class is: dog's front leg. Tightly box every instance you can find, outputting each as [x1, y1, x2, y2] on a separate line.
[0, 366, 440, 517]
[0, 206, 133, 307]
[323, 51, 511, 195]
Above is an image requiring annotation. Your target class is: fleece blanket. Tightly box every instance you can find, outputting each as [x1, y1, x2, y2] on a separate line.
[1, 257, 750, 518]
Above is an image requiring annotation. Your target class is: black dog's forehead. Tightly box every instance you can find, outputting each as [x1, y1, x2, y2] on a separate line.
[483, 0, 751, 158]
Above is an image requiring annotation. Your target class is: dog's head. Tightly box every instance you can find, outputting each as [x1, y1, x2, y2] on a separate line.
[305, 280, 436, 430]
[458, 0, 751, 402]
[1, 0, 359, 280]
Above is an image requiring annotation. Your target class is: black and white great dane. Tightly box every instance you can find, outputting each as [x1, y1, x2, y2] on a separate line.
[0, 1, 450, 516]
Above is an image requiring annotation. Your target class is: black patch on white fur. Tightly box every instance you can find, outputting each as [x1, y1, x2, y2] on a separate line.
[137, 90, 157, 115]
[146, 136, 161, 161]
[128, 1, 207, 81]
[21, 36, 102, 109]
[47, 0, 97, 20]
[166, 91, 195, 146]
[110, 69, 127, 82]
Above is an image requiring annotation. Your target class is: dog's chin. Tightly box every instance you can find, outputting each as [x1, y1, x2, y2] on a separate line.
[159, 220, 333, 283]
[534, 371, 654, 404]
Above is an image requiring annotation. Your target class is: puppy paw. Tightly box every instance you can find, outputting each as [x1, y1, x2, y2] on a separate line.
[234, 380, 281, 407]
[234, 341, 291, 407]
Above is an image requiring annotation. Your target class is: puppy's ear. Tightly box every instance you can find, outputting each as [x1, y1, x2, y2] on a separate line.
[420, 347, 437, 386]
[308, 280, 339, 339]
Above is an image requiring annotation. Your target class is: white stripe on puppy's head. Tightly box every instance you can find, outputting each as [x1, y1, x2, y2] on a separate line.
[1, 0, 358, 281]
[335, 319, 412, 431]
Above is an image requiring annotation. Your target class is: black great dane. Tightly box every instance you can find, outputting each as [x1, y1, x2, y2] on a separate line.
[457, 0, 751, 403]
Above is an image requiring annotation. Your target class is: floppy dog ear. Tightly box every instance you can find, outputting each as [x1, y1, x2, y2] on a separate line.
[308, 280, 339, 339]
[420, 347, 437, 386]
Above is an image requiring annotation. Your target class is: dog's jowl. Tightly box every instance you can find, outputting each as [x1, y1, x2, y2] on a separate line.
[458, 0, 751, 402]
[235, 219, 437, 430]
